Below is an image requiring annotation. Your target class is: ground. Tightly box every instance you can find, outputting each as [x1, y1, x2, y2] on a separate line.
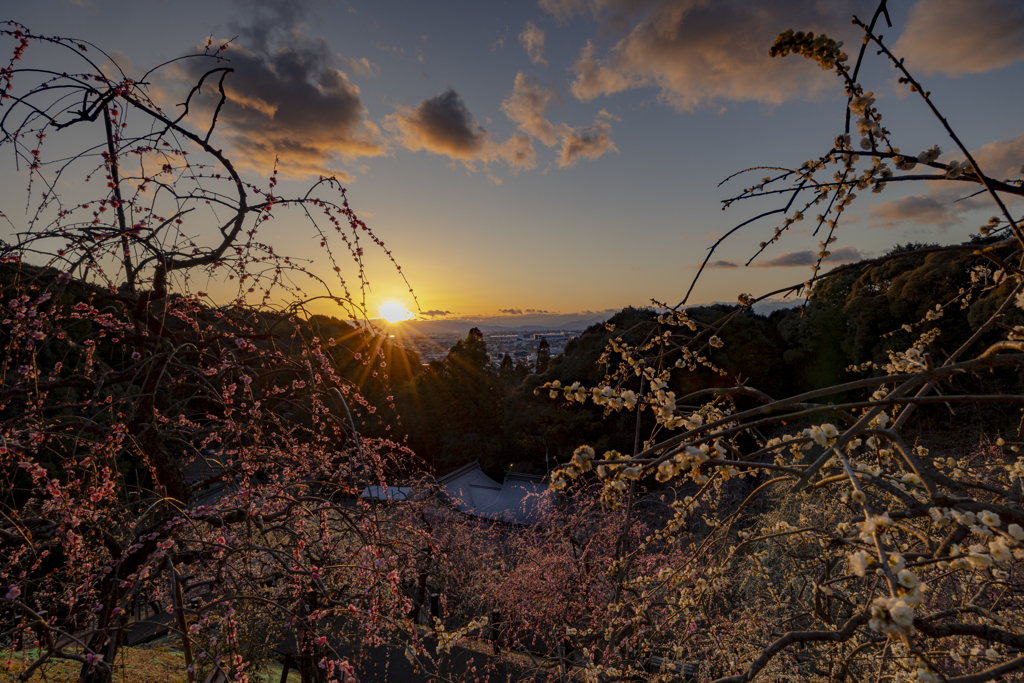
[1, 637, 296, 683]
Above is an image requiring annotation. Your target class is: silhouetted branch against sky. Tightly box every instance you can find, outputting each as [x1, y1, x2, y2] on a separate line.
[2, 0, 1023, 319]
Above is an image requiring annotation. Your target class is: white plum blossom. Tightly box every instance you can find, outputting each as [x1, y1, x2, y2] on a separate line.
[967, 552, 993, 569]
[803, 426, 828, 447]
[860, 513, 891, 541]
[848, 550, 871, 577]
[897, 569, 918, 589]
[620, 390, 637, 410]
[849, 92, 875, 116]
[990, 540, 1012, 563]
[869, 596, 916, 636]
[979, 510, 1000, 528]
[917, 145, 941, 164]
[953, 511, 977, 526]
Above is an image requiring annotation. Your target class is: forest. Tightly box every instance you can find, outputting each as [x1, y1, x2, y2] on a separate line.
[3, 2, 1024, 683]
[395, 238, 1023, 480]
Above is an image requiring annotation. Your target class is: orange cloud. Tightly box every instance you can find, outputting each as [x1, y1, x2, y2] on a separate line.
[389, 82, 617, 175]
[555, 0, 868, 111]
[501, 74, 559, 147]
[385, 89, 489, 161]
[870, 135, 1024, 230]
[496, 134, 538, 172]
[557, 117, 617, 167]
[894, 0, 1024, 77]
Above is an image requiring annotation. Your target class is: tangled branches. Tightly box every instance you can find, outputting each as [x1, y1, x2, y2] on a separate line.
[0, 25, 419, 683]
[532, 3, 1024, 682]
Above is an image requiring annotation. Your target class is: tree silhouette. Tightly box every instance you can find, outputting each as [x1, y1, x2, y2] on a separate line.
[535, 337, 551, 373]
[498, 352, 516, 387]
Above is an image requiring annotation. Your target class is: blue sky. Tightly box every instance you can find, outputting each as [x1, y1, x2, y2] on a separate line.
[3, 0, 1024, 324]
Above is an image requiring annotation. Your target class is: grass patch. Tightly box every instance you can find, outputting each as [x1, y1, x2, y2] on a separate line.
[1, 641, 296, 683]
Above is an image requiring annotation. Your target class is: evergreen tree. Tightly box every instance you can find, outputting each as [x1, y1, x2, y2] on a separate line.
[448, 327, 489, 370]
[536, 337, 551, 373]
[396, 326, 509, 475]
[499, 353, 516, 387]
[514, 359, 530, 384]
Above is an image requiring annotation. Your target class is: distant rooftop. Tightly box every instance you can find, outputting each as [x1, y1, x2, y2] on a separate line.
[360, 485, 415, 502]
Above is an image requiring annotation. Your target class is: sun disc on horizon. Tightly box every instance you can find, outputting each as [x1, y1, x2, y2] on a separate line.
[379, 301, 414, 324]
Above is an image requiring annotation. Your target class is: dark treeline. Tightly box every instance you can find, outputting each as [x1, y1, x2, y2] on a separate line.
[13, 239, 1018, 485]
[0, 261, 425, 493]
[391, 239, 1024, 479]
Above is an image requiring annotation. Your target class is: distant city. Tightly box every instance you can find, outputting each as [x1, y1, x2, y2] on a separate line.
[388, 329, 582, 367]
[375, 297, 806, 367]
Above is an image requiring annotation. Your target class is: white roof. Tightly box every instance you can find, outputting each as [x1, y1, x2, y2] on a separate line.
[437, 462, 550, 525]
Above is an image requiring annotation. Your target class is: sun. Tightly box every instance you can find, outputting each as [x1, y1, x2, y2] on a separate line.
[379, 301, 414, 324]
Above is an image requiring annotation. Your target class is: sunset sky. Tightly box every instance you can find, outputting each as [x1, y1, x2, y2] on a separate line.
[4, 0, 1024, 324]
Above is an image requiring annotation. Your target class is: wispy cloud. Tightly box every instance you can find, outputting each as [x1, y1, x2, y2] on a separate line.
[499, 73, 618, 169]
[558, 115, 617, 167]
[495, 134, 537, 172]
[340, 56, 380, 78]
[708, 259, 739, 269]
[501, 74, 559, 147]
[710, 246, 862, 269]
[537, 0, 588, 24]
[519, 21, 547, 65]
[870, 194, 968, 230]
